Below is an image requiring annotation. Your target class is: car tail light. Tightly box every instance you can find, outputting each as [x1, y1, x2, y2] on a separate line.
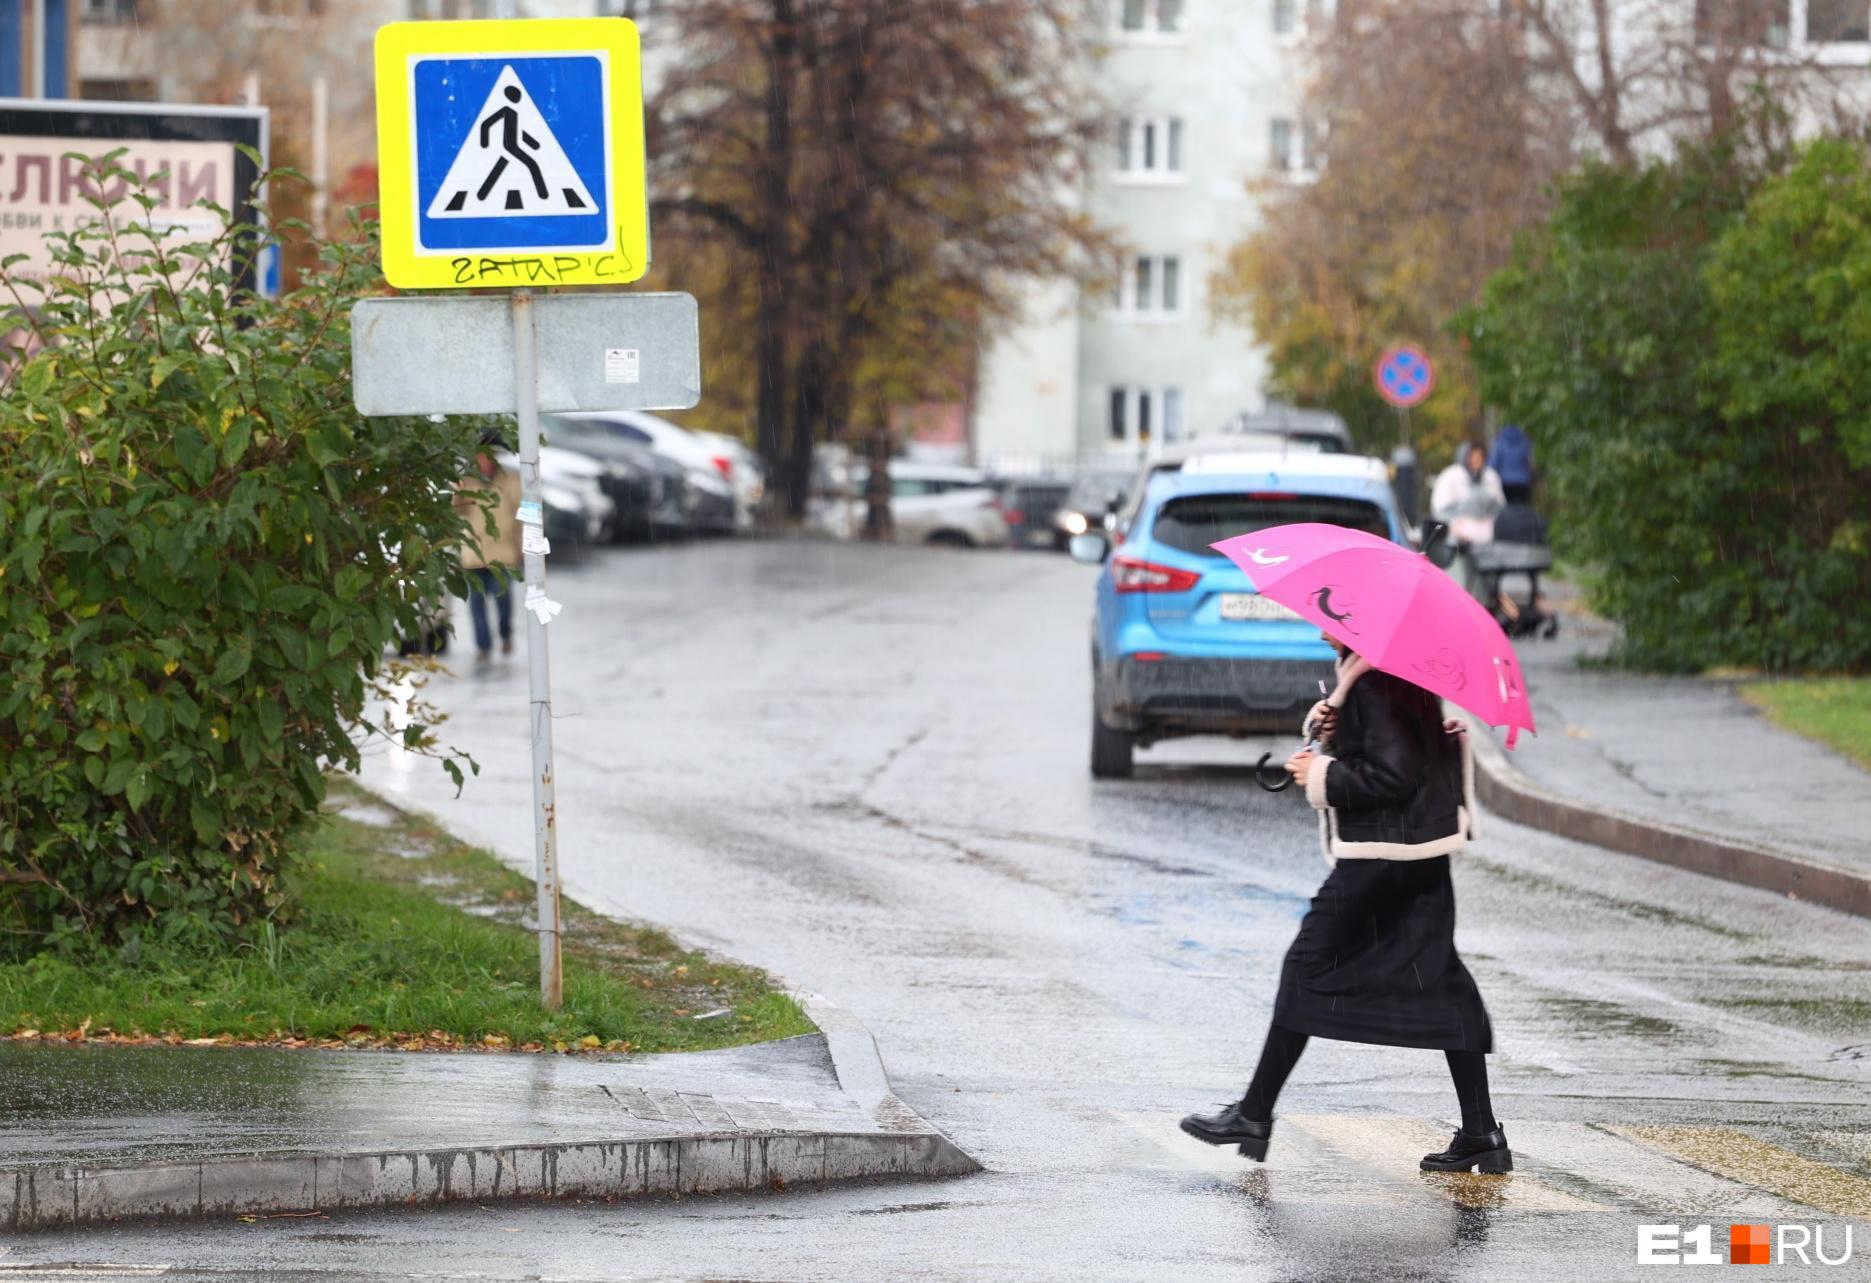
[1133, 651, 1166, 662]
[1111, 555, 1200, 594]
[711, 455, 733, 480]
[1004, 508, 1025, 525]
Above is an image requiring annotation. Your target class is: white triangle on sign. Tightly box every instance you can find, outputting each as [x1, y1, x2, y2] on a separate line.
[426, 65, 599, 219]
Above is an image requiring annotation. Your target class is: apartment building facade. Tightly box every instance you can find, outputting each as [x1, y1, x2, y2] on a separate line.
[971, 0, 1328, 473]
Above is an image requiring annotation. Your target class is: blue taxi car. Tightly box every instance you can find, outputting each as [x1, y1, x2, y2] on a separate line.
[1069, 448, 1407, 778]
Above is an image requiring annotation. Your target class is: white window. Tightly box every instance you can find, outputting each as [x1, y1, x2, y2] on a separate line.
[1274, 0, 1330, 36]
[81, 0, 139, 22]
[1117, 0, 1186, 37]
[1116, 116, 1187, 180]
[1694, 0, 1793, 45]
[1270, 116, 1324, 176]
[1108, 386, 1185, 448]
[1691, 0, 1871, 49]
[1114, 254, 1184, 317]
[1806, 0, 1869, 41]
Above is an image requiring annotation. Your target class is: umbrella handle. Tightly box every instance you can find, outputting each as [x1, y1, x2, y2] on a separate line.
[1254, 752, 1293, 792]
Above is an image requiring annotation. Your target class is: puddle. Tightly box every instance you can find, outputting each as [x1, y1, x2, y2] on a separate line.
[1540, 996, 1680, 1040]
[327, 800, 402, 830]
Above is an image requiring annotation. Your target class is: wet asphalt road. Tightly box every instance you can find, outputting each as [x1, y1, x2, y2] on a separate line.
[11, 540, 1871, 1281]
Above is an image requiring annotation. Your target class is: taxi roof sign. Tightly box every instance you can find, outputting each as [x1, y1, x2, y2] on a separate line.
[374, 18, 647, 290]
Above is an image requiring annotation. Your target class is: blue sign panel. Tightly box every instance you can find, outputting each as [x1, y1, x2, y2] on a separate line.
[410, 53, 611, 255]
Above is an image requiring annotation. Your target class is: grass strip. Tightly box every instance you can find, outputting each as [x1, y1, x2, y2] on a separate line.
[0, 782, 813, 1054]
[1740, 678, 1871, 773]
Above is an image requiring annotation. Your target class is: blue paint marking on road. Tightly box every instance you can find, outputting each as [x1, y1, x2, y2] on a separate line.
[412, 54, 609, 253]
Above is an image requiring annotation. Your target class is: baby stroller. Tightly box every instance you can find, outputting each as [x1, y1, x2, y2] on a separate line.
[1470, 501, 1558, 639]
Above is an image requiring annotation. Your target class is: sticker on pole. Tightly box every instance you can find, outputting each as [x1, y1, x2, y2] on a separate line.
[1373, 344, 1435, 409]
[374, 18, 648, 290]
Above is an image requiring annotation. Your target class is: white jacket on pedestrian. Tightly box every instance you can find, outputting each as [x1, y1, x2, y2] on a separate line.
[1430, 463, 1506, 546]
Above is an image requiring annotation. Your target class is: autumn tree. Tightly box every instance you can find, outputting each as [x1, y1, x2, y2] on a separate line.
[1213, 0, 1868, 469]
[644, 0, 1106, 519]
[135, 0, 381, 284]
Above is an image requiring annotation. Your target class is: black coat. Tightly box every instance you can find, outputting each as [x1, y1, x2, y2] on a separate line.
[1274, 668, 1493, 1053]
[1307, 671, 1471, 854]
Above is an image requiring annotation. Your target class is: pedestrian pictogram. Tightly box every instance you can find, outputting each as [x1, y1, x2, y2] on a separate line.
[374, 18, 648, 290]
[427, 66, 598, 219]
[1374, 344, 1435, 408]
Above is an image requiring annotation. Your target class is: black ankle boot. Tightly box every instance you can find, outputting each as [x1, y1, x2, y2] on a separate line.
[1420, 1125, 1512, 1174]
[1179, 1102, 1274, 1161]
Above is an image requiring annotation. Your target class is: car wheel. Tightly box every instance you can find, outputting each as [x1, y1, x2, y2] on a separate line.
[1090, 707, 1135, 780]
[926, 530, 973, 549]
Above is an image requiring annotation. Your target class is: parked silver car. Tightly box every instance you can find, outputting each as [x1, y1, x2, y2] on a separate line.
[810, 462, 1010, 548]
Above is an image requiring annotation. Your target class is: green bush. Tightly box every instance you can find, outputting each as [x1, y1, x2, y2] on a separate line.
[1463, 139, 1871, 672]
[0, 160, 485, 955]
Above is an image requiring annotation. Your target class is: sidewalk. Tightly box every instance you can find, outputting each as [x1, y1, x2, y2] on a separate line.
[1, 1009, 977, 1231]
[1470, 602, 1871, 916]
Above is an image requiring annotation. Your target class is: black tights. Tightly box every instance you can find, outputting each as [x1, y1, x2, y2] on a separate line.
[1240, 1024, 1497, 1134]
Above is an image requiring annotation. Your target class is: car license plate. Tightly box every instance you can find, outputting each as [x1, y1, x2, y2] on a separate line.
[1219, 593, 1296, 622]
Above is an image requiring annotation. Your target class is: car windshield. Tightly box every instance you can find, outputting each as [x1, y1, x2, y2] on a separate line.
[1151, 493, 1389, 556]
[1289, 433, 1346, 454]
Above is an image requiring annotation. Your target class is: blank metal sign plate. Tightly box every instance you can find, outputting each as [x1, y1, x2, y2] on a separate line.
[350, 293, 700, 416]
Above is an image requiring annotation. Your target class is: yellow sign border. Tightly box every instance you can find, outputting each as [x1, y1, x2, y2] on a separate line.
[374, 18, 646, 290]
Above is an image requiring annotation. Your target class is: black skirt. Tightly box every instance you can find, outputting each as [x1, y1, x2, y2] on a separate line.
[1271, 855, 1493, 1053]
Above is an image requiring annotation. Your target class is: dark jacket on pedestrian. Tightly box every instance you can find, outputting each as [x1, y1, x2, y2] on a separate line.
[1487, 425, 1534, 489]
[1304, 669, 1476, 863]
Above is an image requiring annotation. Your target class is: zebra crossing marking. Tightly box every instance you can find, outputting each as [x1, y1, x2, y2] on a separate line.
[1501, 1120, 1811, 1219]
[1610, 1125, 1871, 1220]
[1116, 1110, 1871, 1219]
[1286, 1115, 1606, 1212]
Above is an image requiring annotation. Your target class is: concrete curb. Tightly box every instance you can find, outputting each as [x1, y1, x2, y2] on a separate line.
[0, 794, 983, 1232]
[2, 1128, 981, 1232]
[1464, 718, 1871, 919]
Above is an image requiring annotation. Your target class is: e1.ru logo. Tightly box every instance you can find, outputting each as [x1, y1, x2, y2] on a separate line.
[1638, 1223, 1854, 1265]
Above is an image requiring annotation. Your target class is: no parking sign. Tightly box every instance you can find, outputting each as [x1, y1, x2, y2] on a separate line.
[1374, 344, 1435, 408]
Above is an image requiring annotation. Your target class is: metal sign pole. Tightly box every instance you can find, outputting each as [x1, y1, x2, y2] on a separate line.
[511, 288, 564, 1012]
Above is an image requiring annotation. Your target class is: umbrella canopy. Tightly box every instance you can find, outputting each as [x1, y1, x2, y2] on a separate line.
[1212, 522, 1535, 747]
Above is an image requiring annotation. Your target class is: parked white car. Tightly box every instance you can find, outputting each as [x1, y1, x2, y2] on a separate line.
[497, 446, 618, 545]
[810, 462, 1010, 548]
[693, 430, 767, 530]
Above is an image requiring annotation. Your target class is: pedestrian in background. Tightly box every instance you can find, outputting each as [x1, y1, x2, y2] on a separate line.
[1487, 424, 1535, 503]
[455, 447, 523, 663]
[1430, 441, 1505, 597]
[1181, 642, 1510, 1175]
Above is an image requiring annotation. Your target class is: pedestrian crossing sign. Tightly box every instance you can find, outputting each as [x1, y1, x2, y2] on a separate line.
[374, 18, 648, 290]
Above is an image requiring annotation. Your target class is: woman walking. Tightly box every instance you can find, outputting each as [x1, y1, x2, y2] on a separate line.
[1180, 644, 1508, 1174]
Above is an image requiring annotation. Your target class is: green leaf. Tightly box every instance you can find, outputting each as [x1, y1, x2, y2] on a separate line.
[126, 766, 154, 812]
[150, 354, 190, 391]
[18, 356, 56, 398]
[256, 697, 284, 744]
[101, 757, 135, 796]
[210, 637, 252, 686]
[189, 795, 222, 846]
[222, 415, 254, 468]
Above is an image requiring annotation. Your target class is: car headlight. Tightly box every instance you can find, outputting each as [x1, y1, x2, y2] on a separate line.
[1061, 511, 1088, 536]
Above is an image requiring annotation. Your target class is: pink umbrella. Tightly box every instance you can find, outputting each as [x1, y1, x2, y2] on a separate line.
[1212, 522, 1535, 747]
